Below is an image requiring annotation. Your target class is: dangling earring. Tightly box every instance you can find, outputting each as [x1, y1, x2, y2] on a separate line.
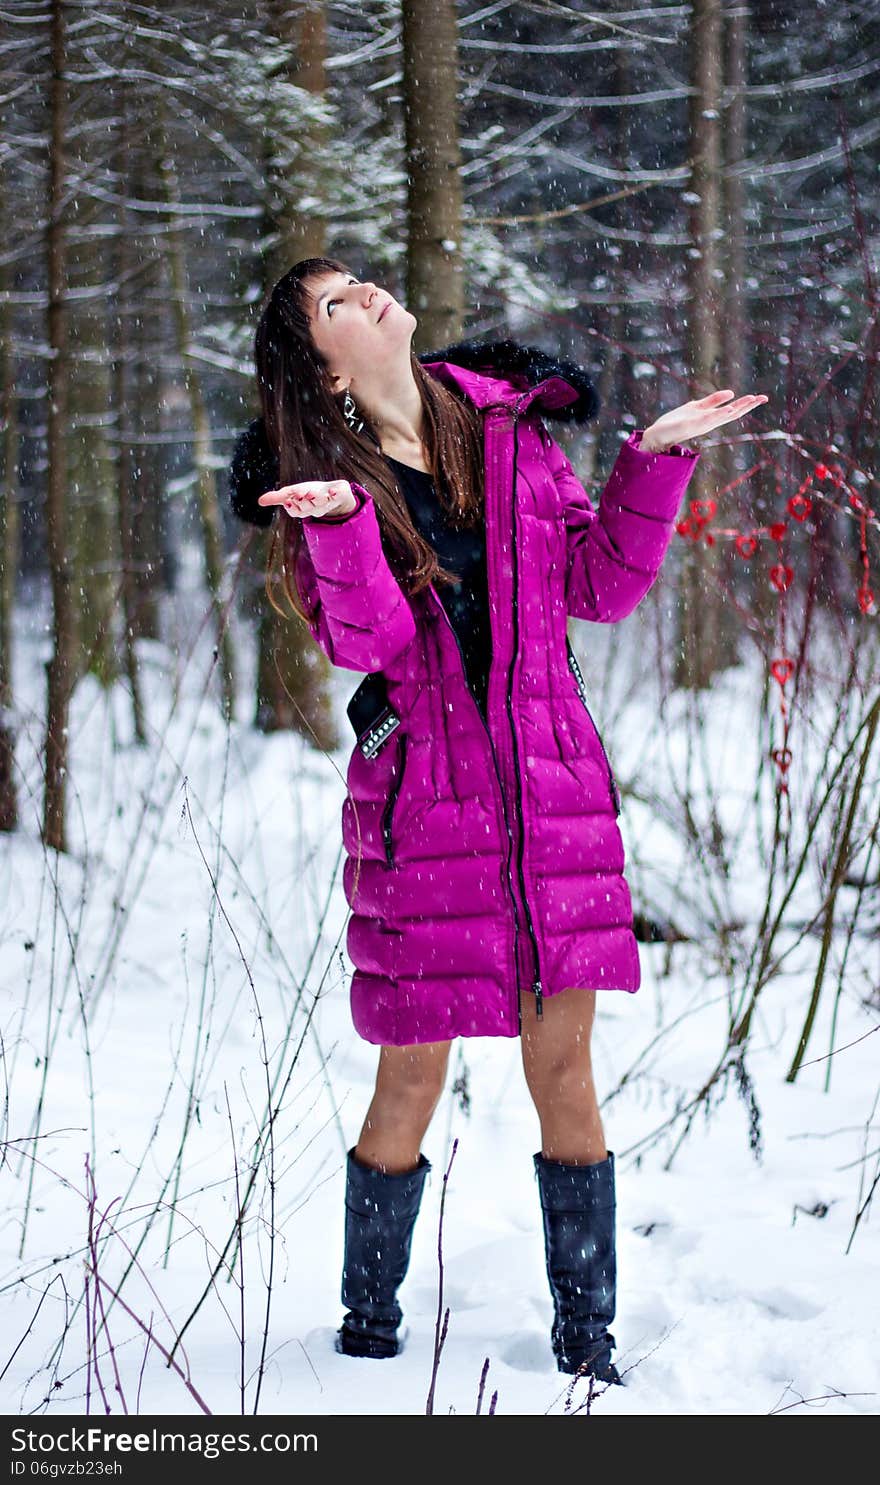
[343, 388, 365, 435]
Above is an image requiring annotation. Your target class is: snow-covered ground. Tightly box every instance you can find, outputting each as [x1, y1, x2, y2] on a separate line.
[2, 584, 878, 1417]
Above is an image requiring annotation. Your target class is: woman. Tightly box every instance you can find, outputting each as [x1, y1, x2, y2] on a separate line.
[229, 257, 768, 1384]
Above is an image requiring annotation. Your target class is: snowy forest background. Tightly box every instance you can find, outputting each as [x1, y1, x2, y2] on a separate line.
[1, 0, 879, 1418]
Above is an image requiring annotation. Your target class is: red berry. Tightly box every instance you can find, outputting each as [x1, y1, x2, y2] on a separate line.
[770, 563, 794, 593]
[787, 494, 812, 521]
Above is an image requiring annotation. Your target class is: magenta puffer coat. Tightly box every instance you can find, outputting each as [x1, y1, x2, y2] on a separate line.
[292, 351, 701, 1046]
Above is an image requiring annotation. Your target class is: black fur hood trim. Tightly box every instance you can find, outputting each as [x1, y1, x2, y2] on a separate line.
[228, 339, 599, 527]
[229, 416, 278, 530]
[418, 339, 600, 426]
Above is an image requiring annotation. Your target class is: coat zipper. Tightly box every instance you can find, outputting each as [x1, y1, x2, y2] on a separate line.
[506, 406, 544, 1019]
[565, 641, 621, 815]
[381, 732, 408, 868]
[429, 594, 525, 1034]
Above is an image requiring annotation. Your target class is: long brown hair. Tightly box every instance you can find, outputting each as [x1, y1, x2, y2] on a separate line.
[254, 256, 485, 623]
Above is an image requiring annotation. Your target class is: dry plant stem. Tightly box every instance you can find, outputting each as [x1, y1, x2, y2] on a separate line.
[164, 984, 312, 1369]
[13, 557, 251, 1255]
[644, 765, 878, 1162]
[737, 616, 862, 1014]
[15, 837, 96, 1254]
[847, 1166, 880, 1254]
[753, 667, 774, 877]
[161, 937, 207, 1271]
[825, 814, 880, 1092]
[768, 1385, 873, 1413]
[34, 1175, 248, 1404]
[736, 822, 880, 995]
[73, 982, 198, 1342]
[111, 816, 343, 1324]
[163, 737, 235, 1266]
[630, 1046, 747, 1170]
[786, 690, 880, 1081]
[16, 1144, 213, 1412]
[85, 1174, 110, 1414]
[136, 1311, 152, 1412]
[80, 544, 253, 1019]
[83, 1267, 92, 1415]
[91, 739, 341, 1344]
[170, 789, 280, 1413]
[224, 1086, 246, 1416]
[604, 992, 732, 1116]
[94, 1164, 215, 1407]
[85, 1157, 128, 1415]
[684, 685, 735, 944]
[7, 567, 340, 1377]
[425, 1137, 458, 1417]
[17, 546, 264, 1217]
[730, 707, 872, 1046]
[161, 811, 345, 1365]
[56, 718, 237, 1312]
[0, 1274, 65, 1387]
[91, 1275, 212, 1414]
[845, 1079, 880, 1254]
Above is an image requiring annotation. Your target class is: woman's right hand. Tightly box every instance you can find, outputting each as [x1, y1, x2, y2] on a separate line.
[257, 479, 358, 520]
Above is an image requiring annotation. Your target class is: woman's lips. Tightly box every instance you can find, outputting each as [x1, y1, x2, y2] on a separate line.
[378, 301, 391, 321]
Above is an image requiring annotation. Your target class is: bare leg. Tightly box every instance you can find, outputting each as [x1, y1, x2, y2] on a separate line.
[520, 986, 607, 1164]
[355, 1039, 453, 1173]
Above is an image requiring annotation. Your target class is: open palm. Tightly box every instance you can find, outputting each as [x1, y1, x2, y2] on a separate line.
[642, 388, 769, 452]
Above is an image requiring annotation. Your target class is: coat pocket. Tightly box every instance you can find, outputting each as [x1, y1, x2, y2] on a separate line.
[565, 640, 621, 816]
[346, 672, 409, 866]
[380, 732, 408, 868]
[347, 671, 402, 758]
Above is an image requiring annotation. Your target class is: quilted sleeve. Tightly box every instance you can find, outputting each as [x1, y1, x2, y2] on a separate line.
[291, 482, 417, 672]
[543, 426, 702, 623]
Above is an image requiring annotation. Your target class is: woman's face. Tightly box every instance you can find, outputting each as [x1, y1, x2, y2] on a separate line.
[304, 269, 416, 396]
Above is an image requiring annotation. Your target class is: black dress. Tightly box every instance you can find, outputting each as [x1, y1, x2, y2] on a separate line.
[385, 455, 492, 720]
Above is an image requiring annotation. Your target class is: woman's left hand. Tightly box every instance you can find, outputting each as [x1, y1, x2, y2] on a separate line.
[639, 388, 769, 453]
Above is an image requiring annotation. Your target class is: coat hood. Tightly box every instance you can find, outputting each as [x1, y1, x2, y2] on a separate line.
[228, 339, 601, 527]
[417, 339, 601, 424]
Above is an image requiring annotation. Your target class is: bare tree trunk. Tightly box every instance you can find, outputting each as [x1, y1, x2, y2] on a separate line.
[721, 1, 764, 645]
[43, 0, 76, 854]
[402, 0, 465, 351]
[126, 156, 164, 642]
[264, 0, 328, 276]
[588, 42, 638, 486]
[721, 6, 748, 400]
[155, 111, 237, 722]
[112, 77, 146, 744]
[675, 0, 735, 690]
[69, 241, 118, 690]
[248, 0, 337, 747]
[0, 161, 20, 832]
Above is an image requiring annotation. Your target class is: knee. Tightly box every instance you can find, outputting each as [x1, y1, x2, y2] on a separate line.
[374, 1064, 447, 1120]
[525, 1055, 595, 1111]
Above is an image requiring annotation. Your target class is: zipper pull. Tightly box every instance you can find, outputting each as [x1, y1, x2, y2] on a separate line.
[533, 979, 544, 1020]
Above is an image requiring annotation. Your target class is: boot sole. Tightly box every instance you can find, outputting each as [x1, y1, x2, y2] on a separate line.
[334, 1325, 404, 1360]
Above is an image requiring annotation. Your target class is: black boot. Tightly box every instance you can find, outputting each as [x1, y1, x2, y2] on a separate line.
[335, 1145, 432, 1359]
[534, 1148, 624, 1385]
